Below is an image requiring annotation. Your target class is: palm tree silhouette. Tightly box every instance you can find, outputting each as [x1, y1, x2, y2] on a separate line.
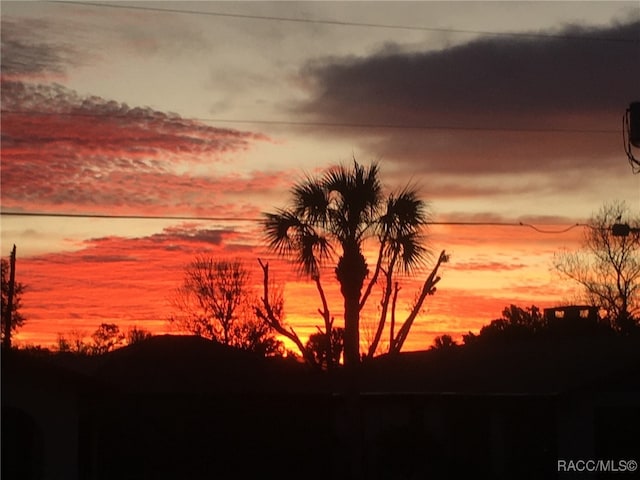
[264, 160, 430, 367]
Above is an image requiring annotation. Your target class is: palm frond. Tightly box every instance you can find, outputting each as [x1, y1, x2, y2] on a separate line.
[263, 160, 432, 280]
[378, 186, 432, 273]
[292, 178, 330, 226]
[297, 231, 332, 278]
[383, 187, 430, 229]
[322, 160, 383, 242]
[263, 210, 304, 257]
[263, 209, 333, 278]
[393, 231, 431, 273]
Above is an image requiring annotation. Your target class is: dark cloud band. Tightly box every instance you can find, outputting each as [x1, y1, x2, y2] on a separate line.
[296, 20, 640, 175]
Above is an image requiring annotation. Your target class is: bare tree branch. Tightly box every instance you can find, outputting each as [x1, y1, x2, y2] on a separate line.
[553, 201, 640, 331]
[255, 259, 318, 367]
[390, 250, 449, 354]
[366, 250, 398, 359]
[389, 281, 400, 348]
[313, 274, 335, 369]
[359, 234, 388, 310]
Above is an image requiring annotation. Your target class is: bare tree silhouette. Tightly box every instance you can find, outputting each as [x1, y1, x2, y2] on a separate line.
[554, 201, 640, 332]
[171, 256, 283, 355]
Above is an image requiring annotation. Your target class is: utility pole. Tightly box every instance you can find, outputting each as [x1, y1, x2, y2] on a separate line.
[3, 245, 17, 349]
[623, 101, 640, 173]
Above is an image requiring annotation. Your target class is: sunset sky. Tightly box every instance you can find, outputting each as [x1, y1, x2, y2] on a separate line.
[1, 1, 639, 352]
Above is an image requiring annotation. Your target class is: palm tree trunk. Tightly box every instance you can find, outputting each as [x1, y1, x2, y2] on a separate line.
[343, 292, 360, 367]
[337, 245, 368, 368]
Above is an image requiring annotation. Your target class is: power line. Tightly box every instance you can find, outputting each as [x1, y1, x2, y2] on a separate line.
[0, 210, 587, 233]
[0, 110, 618, 135]
[153, 117, 618, 135]
[441, 221, 586, 234]
[520, 223, 584, 234]
[48, 1, 639, 44]
[0, 211, 261, 222]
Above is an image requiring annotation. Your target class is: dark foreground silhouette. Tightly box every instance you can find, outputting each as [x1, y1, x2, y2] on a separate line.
[3, 333, 639, 480]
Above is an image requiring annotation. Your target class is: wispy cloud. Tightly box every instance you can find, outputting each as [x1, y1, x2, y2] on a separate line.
[0, 81, 275, 215]
[0, 96, 269, 212]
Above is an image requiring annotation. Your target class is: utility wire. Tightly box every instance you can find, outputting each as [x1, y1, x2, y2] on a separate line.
[440, 221, 586, 234]
[520, 223, 585, 234]
[0, 211, 261, 222]
[48, 1, 640, 44]
[0, 110, 618, 135]
[0, 211, 587, 233]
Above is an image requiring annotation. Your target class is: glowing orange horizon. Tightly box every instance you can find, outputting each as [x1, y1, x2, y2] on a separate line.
[9, 222, 585, 353]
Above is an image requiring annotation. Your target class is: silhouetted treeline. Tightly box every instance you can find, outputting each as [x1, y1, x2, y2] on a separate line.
[432, 304, 625, 350]
[56, 323, 152, 355]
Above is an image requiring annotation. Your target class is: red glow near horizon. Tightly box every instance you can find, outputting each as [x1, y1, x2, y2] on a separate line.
[9, 222, 584, 353]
